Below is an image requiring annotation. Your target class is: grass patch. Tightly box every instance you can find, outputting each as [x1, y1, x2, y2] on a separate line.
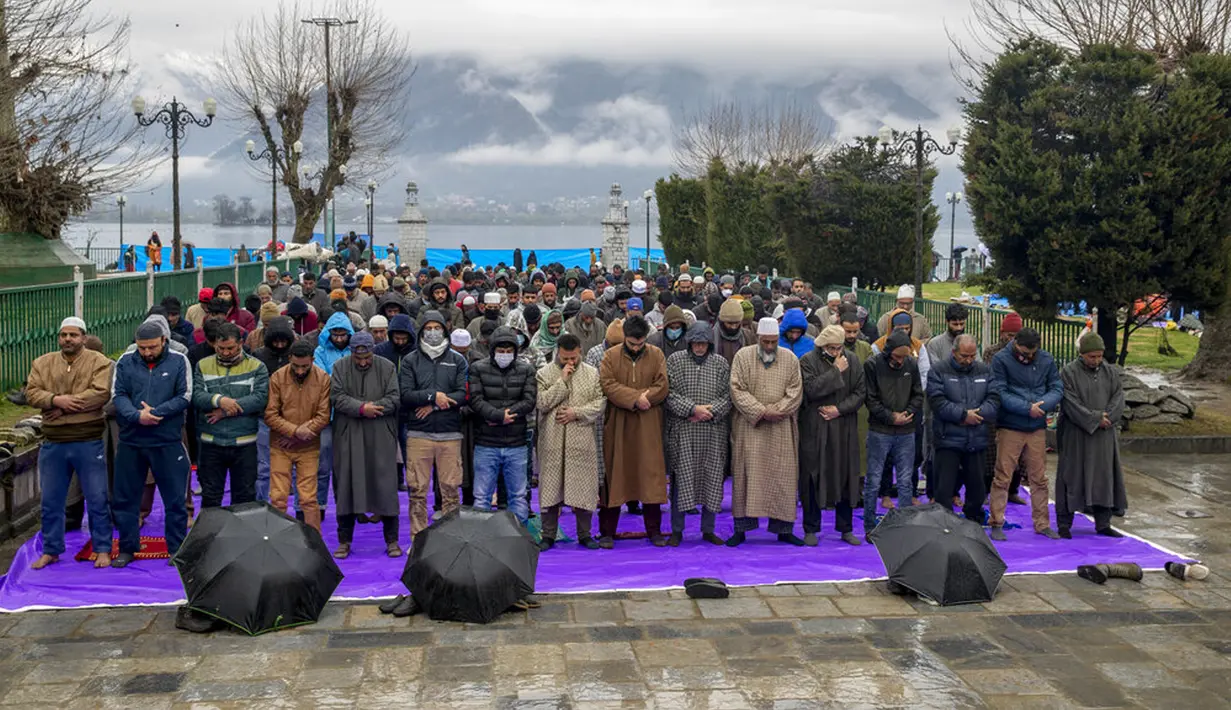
[1121, 327, 1198, 372]
[0, 399, 37, 429]
[1127, 409, 1231, 437]
[922, 282, 985, 302]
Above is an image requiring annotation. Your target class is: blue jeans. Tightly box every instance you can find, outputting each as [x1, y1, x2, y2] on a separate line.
[113, 443, 190, 555]
[317, 425, 332, 507]
[256, 420, 270, 502]
[39, 440, 111, 556]
[864, 431, 915, 531]
[473, 445, 529, 524]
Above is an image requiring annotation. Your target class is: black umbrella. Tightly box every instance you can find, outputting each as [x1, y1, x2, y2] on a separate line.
[867, 503, 1006, 606]
[173, 502, 343, 635]
[402, 507, 539, 624]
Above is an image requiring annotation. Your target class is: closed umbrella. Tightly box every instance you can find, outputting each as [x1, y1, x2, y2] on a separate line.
[868, 503, 1006, 605]
[402, 507, 539, 624]
[173, 502, 343, 635]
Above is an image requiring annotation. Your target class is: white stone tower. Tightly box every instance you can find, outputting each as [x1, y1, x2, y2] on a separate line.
[600, 182, 630, 269]
[397, 181, 428, 268]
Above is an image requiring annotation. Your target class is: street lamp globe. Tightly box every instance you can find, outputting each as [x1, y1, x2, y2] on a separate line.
[877, 125, 893, 144]
[131, 96, 146, 116]
[245, 139, 256, 155]
[643, 189, 653, 201]
[292, 140, 303, 155]
[955, 191, 963, 203]
[364, 197, 372, 206]
[204, 98, 218, 117]
[946, 126, 962, 145]
[117, 195, 126, 207]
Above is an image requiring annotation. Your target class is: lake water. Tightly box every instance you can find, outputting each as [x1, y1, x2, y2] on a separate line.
[61, 222, 663, 252]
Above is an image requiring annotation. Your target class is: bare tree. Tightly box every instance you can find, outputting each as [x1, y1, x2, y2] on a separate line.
[217, 0, 413, 243]
[0, 0, 158, 238]
[673, 98, 833, 176]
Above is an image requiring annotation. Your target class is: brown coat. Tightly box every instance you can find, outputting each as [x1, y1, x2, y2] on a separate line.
[729, 346, 803, 521]
[25, 349, 113, 436]
[599, 343, 669, 507]
[265, 364, 332, 451]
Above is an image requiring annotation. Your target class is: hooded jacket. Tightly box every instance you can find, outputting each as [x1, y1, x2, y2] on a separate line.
[778, 309, 815, 359]
[400, 310, 469, 436]
[468, 326, 538, 448]
[254, 318, 296, 374]
[647, 305, 690, 359]
[313, 311, 354, 374]
[374, 313, 417, 367]
[416, 277, 462, 331]
[168, 315, 195, 342]
[112, 344, 193, 446]
[215, 282, 257, 332]
[375, 292, 410, 318]
[864, 347, 924, 436]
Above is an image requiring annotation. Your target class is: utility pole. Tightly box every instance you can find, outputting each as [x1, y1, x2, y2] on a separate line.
[302, 16, 357, 250]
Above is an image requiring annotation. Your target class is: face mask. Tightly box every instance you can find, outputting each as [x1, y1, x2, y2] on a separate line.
[494, 352, 515, 368]
[666, 326, 683, 340]
[422, 329, 444, 346]
[721, 289, 733, 298]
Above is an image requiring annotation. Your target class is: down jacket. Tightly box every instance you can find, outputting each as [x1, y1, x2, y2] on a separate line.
[927, 354, 998, 452]
[468, 326, 537, 448]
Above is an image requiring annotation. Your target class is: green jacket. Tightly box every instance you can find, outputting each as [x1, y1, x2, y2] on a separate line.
[192, 354, 269, 447]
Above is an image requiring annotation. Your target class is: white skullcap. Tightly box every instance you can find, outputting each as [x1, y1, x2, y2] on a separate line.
[368, 315, 388, 329]
[462, 295, 476, 306]
[897, 284, 915, 299]
[450, 329, 472, 347]
[756, 317, 779, 336]
[772, 304, 785, 319]
[827, 291, 841, 302]
[631, 279, 647, 294]
[483, 292, 501, 305]
[693, 275, 704, 285]
[60, 316, 87, 333]
[356, 269, 369, 277]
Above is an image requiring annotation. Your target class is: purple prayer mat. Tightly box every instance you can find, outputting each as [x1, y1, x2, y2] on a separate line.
[0, 480, 1185, 612]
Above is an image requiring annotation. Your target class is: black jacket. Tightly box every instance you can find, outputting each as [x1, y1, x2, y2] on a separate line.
[864, 351, 923, 435]
[927, 355, 998, 452]
[253, 319, 295, 375]
[399, 343, 469, 435]
[468, 326, 537, 448]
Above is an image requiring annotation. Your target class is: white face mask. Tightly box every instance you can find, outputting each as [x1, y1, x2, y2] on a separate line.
[422, 329, 445, 346]
[494, 352, 516, 368]
[721, 289, 733, 298]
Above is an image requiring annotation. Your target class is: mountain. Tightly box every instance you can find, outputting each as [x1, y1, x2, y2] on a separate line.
[126, 54, 968, 230]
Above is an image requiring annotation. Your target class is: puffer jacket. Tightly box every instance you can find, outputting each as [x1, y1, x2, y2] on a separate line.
[468, 326, 537, 448]
[192, 352, 269, 447]
[990, 342, 1063, 433]
[400, 311, 469, 435]
[927, 354, 998, 452]
[313, 311, 354, 374]
[112, 345, 193, 446]
[778, 308, 815, 359]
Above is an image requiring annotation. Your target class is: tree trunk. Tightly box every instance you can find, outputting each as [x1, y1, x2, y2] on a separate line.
[1096, 307, 1119, 364]
[1183, 246, 1231, 382]
[292, 208, 318, 244]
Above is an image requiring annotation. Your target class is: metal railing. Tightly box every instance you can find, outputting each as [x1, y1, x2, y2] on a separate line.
[0, 282, 77, 393]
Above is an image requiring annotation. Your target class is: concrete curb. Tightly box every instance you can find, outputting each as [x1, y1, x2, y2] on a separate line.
[1121, 436, 1231, 455]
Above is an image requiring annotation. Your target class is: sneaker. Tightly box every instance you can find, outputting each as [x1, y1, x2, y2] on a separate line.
[379, 595, 408, 614]
[667, 533, 682, 547]
[989, 526, 1007, 542]
[840, 532, 863, 546]
[391, 595, 421, 618]
[725, 531, 746, 547]
[803, 532, 819, 547]
[1037, 528, 1061, 540]
[578, 537, 601, 550]
[702, 532, 727, 546]
[1165, 561, 1210, 581]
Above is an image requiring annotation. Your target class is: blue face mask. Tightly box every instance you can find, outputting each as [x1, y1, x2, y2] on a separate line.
[666, 326, 684, 340]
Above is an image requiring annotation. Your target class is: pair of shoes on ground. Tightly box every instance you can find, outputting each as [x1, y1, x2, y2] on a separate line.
[377, 594, 420, 617]
[724, 532, 808, 547]
[333, 542, 403, 560]
[803, 532, 863, 547]
[1078, 562, 1144, 585]
[538, 537, 601, 551]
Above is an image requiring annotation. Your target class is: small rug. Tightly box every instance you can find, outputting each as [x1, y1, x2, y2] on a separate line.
[73, 536, 169, 563]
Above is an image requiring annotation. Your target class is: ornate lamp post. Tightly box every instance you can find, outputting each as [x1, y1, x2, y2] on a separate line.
[643, 189, 653, 271]
[365, 180, 377, 243]
[246, 138, 301, 247]
[117, 195, 126, 263]
[877, 124, 962, 299]
[133, 96, 216, 271]
[302, 162, 348, 247]
[945, 191, 963, 281]
[302, 16, 358, 252]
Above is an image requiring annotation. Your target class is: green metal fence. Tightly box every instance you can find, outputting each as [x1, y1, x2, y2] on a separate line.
[829, 285, 1086, 363]
[0, 282, 77, 392]
[83, 275, 149, 358]
[153, 269, 199, 311]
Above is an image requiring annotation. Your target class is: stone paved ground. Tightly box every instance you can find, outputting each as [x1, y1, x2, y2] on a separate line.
[0, 453, 1228, 709]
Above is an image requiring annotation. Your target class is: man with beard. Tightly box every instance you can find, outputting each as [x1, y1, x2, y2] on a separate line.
[713, 299, 757, 365]
[253, 318, 295, 502]
[645, 292, 673, 330]
[598, 315, 670, 547]
[161, 297, 195, 343]
[192, 322, 269, 510]
[368, 315, 389, 344]
[984, 313, 1027, 504]
[673, 274, 697, 311]
[313, 311, 355, 516]
[648, 305, 690, 360]
[1056, 333, 1128, 538]
[400, 310, 469, 537]
[540, 282, 559, 312]
[301, 272, 332, 314]
[111, 320, 193, 567]
[27, 317, 114, 569]
[536, 333, 606, 550]
[798, 326, 866, 547]
[989, 327, 1063, 541]
[863, 331, 923, 537]
[265, 340, 331, 531]
[664, 322, 731, 546]
[459, 294, 480, 324]
[928, 334, 996, 523]
[840, 310, 874, 364]
[920, 304, 969, 383]
[693, 292, 723, 325]
[331, 331, 402, 558]
[563, 302, 606, 356]
[213, 282, 257, 332]
[727, 318, 805, 546]
[375, 314, 418, 491]
[286, 297, 319, 340]
[875, 284, 932, 341]
[468, 292, 504, 344]
[417, 278, 463, 331]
